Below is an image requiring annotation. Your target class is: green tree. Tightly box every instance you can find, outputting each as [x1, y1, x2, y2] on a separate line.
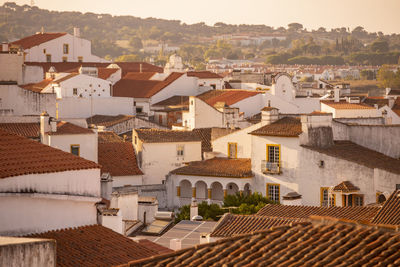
[288, 22, 303, 32]
[377, 65, 400, 89]
[370, 40, 389, 53]
[129, 36, 143, 51]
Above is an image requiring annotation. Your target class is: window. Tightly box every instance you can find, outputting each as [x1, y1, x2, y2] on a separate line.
[354, 195, 364, 206]
[63, 44, 69, 54]
[228, 142, 237, 158]
[70, 145, 80, 156]
[136, 106, 143, 113]
[43, 49, 46, 54]
[266, 183, 280, 203]
[320, 187, 335, 207]
[73, 88, 78, 95]
[159, 115, 163, 125]
[134, 136, 137, 145]
[211, 84, 216, 89]
[267, 144, 280, 164]
[177, 145, 184, 157]
[342, 194, 364, 207]
[396, 184, 400, 190]
[78, 56, 83, 63]
[62, 56, 67, 62]
[46, 54, 52, 62]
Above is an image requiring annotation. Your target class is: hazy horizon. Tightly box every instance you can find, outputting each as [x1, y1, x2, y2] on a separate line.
[3, 0, 400, 34]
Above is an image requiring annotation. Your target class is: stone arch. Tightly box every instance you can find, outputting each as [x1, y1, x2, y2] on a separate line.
[179, 179, 192, 198]
[195, 180, 207, 201]
[211, 182, 224, 201]
[226, 183, 239, 196]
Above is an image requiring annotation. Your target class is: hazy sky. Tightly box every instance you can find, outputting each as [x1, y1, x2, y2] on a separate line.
[5, 0, 400, 34]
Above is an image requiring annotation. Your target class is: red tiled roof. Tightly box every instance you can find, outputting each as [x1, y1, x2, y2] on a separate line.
[250, 117, 302, 137]
[122, 72, 156, 80]
[197, 90, 261, 106]
[371, 190, 400, 226]
[333, 181, 359, 192]
[28, 225, 164, 267]
[303, 141, 400, 175]
[86, 115, 134, 128]
[256, 204, 380, 222]
[47, 121, 94, 135]
[210, 213, 303, 237]
[187, 71, 222, 79]
[137, 239, 174, 255]
[126, 219, 400, 267]
[392, 97, 400, 117]
[152, 96, 189, 107]
[98, 131, 124, 143]
[171, 158, 253, 178]
[0, 129, 99, 179]
[97, 68, 119, 80]
[0, 123, 39, 139]
[135, 129, 201, 143]
[20, 79, 53, 93]
[11, 32, 67, 49]
[321, 100, 375, 110]
[53, 73, 79, 84]
[98, 142, 143, 176]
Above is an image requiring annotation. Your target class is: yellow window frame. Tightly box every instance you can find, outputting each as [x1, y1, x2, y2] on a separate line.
[63, 43, 69, 54]
[266, 144, 281, 164]
[70, 144, 80, 156]
[266, 183, 280, 203]
[320, 187, 336, 207]
[228, 142, 237, 158]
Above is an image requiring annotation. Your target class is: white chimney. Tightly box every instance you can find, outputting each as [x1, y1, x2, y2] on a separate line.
[261, 107, 279, 126]
[40, 111, 50, 144]
[139, 63, 143, 73]
[1, 43, 9, 52]
[385, 88, 391, 97]
[334, 88, 340, 103]
[74, 27, 80, 37]
[170, 239, 181, 250]
[190, 200, 198, 221]
[50, 118, 57, 132]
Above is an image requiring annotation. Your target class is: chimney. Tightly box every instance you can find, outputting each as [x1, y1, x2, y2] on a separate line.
[190, 200, 198, 221]
[73, 27, 80, 37]
[261, 107, 279, 126]
[50, 118, 57, 132]
[170, 239, 181, 250]
[334, 88, 340, 103]
[299, 113, 334, 148]
[385, 88, 391, 97]
[1, 42, 9, 52]
[40, 111, 50, 144]
[281, 192, 302, 206]
[139, 63, 143, 73]
[388, 97, 395, 109]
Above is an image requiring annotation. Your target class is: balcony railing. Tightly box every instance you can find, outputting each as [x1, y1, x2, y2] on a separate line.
[261, 160, 281, 174]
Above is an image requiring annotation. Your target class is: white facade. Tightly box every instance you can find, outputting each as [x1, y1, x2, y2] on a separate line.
[110, 192, 139, 221]
[112, 175, 143, 188]
[321, 102, 380, 118]
[21, 33, 107, 63]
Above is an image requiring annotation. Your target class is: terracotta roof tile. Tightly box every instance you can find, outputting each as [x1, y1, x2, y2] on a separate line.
[187, 71, 222, 79]
[86, 115, 134, 128]
[137, 239, 174, 255]
[126, 220, 400, 267]
[98, 142, 143, 176]
[11, 32, 67, 49]
[256, 204, 380, 222]
[27, 225, 164, 267]
[47, 121, 94, 135]
[303, 141, 400, 175]
[210, 213, 303, 237]
[321, 100, 375, 109]
[250, 117, 302, 137]
[135, 129, 201, 143]
[171, 158, 253, 178]
[0, 129, 99, 179]
[192, 128, 238, 154]
[372, 190, 400, 225]
[392, 97, 400, 117]
[333, 181, 360, 192]
[0, 123, 39, 139]
[113, 72, 184, 98]
[98, 131, 124, 143]
[388, 89, 400, 96]
[97, 67, 119, 80]
[197, 90, 261, 106]
[152, 96, 189, 107]
[52, 73, 79, 84]
[20, 79, 53, 93]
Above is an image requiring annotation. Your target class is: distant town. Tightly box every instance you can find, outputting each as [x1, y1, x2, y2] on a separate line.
[0, 2, 400, 267]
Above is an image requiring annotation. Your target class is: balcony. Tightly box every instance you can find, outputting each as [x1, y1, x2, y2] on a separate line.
[261, 160, 281, 174]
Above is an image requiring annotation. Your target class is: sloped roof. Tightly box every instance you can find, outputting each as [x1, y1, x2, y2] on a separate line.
[27, 225, 167, 267]
[321, 100, 375, 110]
[256, 204, 380, 222]
[98, 142, 143, 176]
[20, 78, 53, 93]
[122, 72, 156, 80]
[333, 181, 360, 192]
[250, 117, 302, 137]
[11, 32, 67, 49]
[97, 68, 119, 80]
[0, 123, 39, 139]
[193, 128, 239, 154]
[392, 97, 400, 117]
[152, 95, 189, 107]
[113, 72, 184, 98]
[135, 129, 201, 143]
[137, 239, 174, 255]
[187, 71, 222, 79]
[47, 121, 94, 135]
[303, 141, 400, 175]
[171, 158, 253, 178]
[52, 73, 79, 84]
[86, 114, 134, 128]
[98, 131, 124, 143]
[126, 219, 400, 267]
[371, 190, 400, 225]
[0, 129, 99, 179]
[197, 90, 261, 107]
[210, 213, 303, 237]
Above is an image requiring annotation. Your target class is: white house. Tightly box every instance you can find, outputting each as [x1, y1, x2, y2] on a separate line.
[132, 129, 202, 185]
[321, 98, 379, 118]
[187, 71, 223, 90]
[0, 128, 101, 236]
[10, 29, 107, 63]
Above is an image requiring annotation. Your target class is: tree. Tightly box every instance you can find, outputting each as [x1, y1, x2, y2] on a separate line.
[377, 65, 400, 89]
[129, 36, 143, 51]
[370, 40, 389, 53]
[223, 192, 274, 214]
[175, 202, 224, 223]
[288, 23, 303, 32]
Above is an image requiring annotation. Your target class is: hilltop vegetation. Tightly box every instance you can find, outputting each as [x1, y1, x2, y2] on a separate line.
[1, 2, 400, 67]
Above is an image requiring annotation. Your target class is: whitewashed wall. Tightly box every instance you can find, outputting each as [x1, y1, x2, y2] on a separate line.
[112, 175, 143, 187]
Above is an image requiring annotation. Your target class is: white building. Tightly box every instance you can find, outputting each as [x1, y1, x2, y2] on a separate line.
[132, 129, 202, 185]
[10, 30, 107, 63]
[0, 128, 101, 236]
[187, 71, 223, 90]
[321, 98, 379, 118]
